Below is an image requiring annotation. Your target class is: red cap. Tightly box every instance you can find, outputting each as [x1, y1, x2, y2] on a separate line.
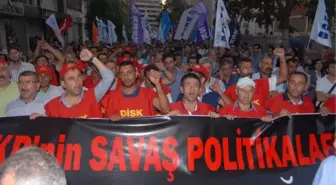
[36, 66, 53, 77]
[76, 60, 88, 72]
[191, 65, 209, 80]
[136, 62, 148, 71]
[116, 56, 131, 66]
[123, 47, 132, 53]
[0, 58, 8, 65]
[60, 63, 83, 79]
[328, 52, 335, 57]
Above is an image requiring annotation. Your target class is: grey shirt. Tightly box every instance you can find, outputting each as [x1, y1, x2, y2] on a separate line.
[5, 95, 46, 117]
[9, 61, 35, 82]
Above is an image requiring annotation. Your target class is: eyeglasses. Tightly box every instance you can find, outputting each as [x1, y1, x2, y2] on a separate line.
[17, 81, 38, 85]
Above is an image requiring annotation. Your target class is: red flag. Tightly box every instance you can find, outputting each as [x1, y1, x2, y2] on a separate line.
[53, 15, 72, 38]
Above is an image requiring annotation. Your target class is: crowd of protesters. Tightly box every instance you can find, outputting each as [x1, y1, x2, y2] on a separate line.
[0, 41, 335, 121]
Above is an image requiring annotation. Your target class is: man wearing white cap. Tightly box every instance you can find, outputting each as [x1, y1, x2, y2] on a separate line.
[219, 77, 272, 122]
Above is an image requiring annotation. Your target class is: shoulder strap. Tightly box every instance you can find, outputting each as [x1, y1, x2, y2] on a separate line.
[316, 82, 336, 108]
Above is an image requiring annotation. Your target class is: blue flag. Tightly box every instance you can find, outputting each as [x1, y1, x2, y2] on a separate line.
[157, 11, 172, 43]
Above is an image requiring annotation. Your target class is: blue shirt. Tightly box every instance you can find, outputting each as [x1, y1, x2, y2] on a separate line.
[166, 69, 185, 102]
[312, 155, 336, 185]
[222, 74, 239, 89]
[176, 92, 220, 109]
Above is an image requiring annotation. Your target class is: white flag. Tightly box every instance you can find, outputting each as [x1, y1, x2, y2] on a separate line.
[122, 25, 128, 43]
[310, 0, 331, 47]
[174, 9, 199, 40]
[142, 10, 152, 45]
[214, 0, 231, 48]
[107, 20, 118, 44]
[45, 14, 64, 47]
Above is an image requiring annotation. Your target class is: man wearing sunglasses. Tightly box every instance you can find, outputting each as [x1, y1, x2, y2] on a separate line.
[5, 71, 45, 118]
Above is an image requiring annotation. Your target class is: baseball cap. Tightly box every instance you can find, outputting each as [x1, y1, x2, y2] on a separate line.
[0, 58, 8, 65]
[123, 47, 132, 53]
[191, 65, 209, 80]
[236, 77, 256, 88]
[116, 56, 131, 66]
[36, 66, 53, 77]
[60, 63, 83, 79]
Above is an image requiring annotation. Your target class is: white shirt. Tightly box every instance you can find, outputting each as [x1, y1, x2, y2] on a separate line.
[316, 75, 336, 94]
[5, 96, 46, 117]
[9, 61, 35, 82]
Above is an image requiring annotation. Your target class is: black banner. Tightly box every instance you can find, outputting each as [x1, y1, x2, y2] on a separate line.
[0, 115, 335, 185]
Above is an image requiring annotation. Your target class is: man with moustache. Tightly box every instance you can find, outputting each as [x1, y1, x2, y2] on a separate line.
[224, 48, 288, 107]
[5, 71, 45, 118]
[0, 58, 19, 116]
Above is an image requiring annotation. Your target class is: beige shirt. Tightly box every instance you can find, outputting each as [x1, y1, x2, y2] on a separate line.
[0, 81, 20, 117]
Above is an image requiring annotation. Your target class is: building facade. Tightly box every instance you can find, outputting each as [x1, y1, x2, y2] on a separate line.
[135, 0, 161, 27]
[0, 0, 87, 53]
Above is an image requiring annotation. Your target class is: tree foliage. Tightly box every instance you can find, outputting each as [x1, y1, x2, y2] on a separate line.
[161, 0, 191, 24]
[86, 0, 128, 41]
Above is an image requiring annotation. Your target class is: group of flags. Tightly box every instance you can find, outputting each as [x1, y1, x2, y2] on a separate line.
[46, 0, 332, 49]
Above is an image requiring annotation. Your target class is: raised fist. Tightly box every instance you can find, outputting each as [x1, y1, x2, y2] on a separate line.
[80, 49, 94, 62]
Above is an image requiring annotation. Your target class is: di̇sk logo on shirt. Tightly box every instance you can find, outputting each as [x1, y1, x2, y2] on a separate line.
[120, 109, 144, 117]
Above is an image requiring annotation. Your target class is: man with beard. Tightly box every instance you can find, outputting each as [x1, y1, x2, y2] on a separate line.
[44, 49, 114, 118]
[8, 46, 35, 82]
[267, 72, 315, 117]
[0, 58, 19, 116]
[219, 77, 272, 121]
[224, 48, 288, 107]
[102, 61, 170, 121]
[5, 71, 45, 118]
[166, 73, 219, 117]
[36, 66, 63, 103]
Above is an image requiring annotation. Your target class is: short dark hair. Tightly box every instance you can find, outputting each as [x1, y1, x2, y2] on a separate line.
[289, 71, 308, 83]
[188, 56, 198, 64]
[144, 64, 159, 77]
[286, 58, 299, 65]
[163, 53, 175, 61]
[122, 51, 131, 57]
[220, 60, 233, 68]
[97, 52, 108, 59]
[326, 59, 336, 69]
[8, 45, 21, 52]
[118, 61, 136, 69]
[181, 73, 201, 86]
[238, 58, 252, 68]
[19, 71, 38, 81]
[35, 55, 48, 64]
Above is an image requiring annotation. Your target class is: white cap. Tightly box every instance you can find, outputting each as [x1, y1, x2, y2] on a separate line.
[237, 77, 256, 88]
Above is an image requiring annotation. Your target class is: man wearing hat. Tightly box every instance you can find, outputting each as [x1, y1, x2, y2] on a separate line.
[219, 77, 272, 121]
[0, 58, 19, 116]
[311, 129, 336, 185]
[44, 49, 114, 118]
[36, 66, 63, 103]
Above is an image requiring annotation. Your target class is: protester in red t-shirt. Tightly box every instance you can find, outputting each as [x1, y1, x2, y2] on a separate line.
[320, 96, 336, 116]
[43, 49, 114, 118]
[167, 73, 219, 118]
[224, 48, 288, 107]
[102, 61, 170, 121]
[267, 71, 315, 117]
[219, 77, 273, 121]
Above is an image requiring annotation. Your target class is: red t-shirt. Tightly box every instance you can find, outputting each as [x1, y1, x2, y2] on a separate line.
[225, 78, 270, 107]
[218, 102, 268, 118]
[102, 87, 157, 118]
[50, 69, 59, 86]
[267, 93, 315, 116]
[45, 89, 102, 118]
[84, 74, 100, 88]
[170, 101, 215, 115]
[323, 96, 336, 113]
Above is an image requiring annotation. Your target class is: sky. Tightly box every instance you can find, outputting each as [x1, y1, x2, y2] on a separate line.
[162, 0, 166, 4]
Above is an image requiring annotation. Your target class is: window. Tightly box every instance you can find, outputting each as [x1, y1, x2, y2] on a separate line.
[67, 0, 82, 12]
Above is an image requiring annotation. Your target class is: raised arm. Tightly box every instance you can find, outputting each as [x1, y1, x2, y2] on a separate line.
[80, 49, 114, 103]
[273, 48, 288, 85]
